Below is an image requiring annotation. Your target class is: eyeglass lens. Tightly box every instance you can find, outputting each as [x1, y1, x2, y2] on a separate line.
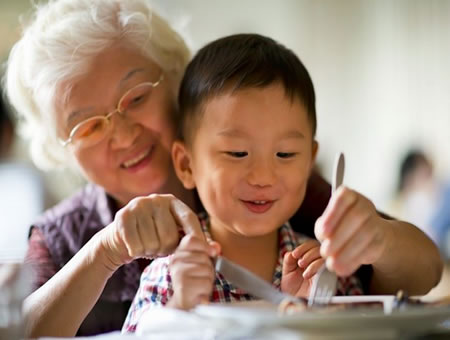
[69, 82, 156, 148]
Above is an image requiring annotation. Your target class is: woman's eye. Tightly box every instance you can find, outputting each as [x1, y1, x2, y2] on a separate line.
[129, 94, 146, 106]
[226, 151, 248, 158]
[277, 152, 297, 159]
[123, 91, 151, 110]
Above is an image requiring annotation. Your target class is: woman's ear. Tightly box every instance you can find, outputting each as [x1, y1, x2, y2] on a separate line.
[172, 140, 196, 189]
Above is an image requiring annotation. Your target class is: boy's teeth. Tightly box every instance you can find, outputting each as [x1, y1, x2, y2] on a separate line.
[253, 200, 267, 205]
[123, 150, 149, 168]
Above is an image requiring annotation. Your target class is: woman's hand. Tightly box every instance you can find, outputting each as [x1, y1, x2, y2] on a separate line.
[281, 239, 324, 298]
[98, 194, 204, 271]
[315, 186, 391, 277]
[167, 235, 219, 310]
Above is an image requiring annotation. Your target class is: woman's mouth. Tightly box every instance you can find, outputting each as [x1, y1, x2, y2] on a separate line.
[121, 147, 153, 170]
[242, 200, 274, 214]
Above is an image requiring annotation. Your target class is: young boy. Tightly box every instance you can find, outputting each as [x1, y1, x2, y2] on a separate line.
[123, 33, 363, 332]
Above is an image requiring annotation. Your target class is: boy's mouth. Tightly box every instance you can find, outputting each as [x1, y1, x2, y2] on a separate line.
[241, 200, 275, 214]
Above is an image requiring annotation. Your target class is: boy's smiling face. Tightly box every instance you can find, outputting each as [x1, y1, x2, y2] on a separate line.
[173, 82, 318, 238]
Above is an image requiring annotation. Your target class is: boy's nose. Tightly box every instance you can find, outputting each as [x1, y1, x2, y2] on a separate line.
[109, 113, 140, 148]
[246, 158, 277, 187]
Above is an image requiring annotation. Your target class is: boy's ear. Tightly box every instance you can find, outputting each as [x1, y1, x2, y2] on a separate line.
[172, 140, 196, 189]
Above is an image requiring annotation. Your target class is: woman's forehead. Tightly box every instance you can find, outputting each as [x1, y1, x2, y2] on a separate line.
[56, 51, 161, 122]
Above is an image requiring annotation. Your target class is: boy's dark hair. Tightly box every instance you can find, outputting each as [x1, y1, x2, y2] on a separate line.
[177, 33, 317, 144]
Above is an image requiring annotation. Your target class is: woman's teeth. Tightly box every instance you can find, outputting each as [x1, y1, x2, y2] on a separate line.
[122, 149, 150, 168]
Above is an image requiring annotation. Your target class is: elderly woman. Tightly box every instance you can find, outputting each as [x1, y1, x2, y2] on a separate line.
[4, 0, 442, 337]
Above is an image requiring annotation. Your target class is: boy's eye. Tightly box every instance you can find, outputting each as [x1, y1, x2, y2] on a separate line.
[277, 152, 297, 159]
[226, 151, 248, 158]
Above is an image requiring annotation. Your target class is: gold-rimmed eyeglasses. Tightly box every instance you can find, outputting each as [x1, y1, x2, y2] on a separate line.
[60, 74, 164, 149]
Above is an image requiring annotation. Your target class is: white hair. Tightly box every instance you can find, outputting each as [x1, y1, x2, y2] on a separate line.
[4, 0, 191, 170]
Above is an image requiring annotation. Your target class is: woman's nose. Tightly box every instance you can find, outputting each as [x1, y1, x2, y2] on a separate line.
[109, 112, 140, 148]
[246, 157, 277, 187]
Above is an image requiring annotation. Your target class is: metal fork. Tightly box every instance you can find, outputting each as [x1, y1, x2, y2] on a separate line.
[308, 152, 344, 306]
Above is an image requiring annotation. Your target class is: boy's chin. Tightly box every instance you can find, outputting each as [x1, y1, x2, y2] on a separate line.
[231, 223, 283, 238]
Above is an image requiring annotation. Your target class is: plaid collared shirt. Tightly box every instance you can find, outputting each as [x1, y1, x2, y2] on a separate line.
[122, 215, 363, 333]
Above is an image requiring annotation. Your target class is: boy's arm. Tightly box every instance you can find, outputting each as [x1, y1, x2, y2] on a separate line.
[316, 185, 443, 296]
[367, 219, 443, 295]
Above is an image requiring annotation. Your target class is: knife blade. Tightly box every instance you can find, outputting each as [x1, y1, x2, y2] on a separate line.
[215, 256, 302, 305]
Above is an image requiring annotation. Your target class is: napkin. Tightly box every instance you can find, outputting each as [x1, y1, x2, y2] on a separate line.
[135, 307, 301, 339]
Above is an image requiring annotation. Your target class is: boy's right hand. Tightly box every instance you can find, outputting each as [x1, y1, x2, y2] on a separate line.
[281, 239, 325, 298]
[96, 194, 204, 272]
[168, 234, 220, 310]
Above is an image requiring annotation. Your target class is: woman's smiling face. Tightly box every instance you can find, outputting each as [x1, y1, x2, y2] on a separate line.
[57, 44, 180, 206]
[178, 83, 318, 238]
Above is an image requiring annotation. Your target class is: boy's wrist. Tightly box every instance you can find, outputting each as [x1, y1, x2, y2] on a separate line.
[371, 218, 396, 272]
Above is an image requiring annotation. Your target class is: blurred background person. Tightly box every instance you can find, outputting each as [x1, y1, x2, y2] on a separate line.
[391, 149, 438, 241]
[391, 148, 450, 259]
[430, 177, 450, 260]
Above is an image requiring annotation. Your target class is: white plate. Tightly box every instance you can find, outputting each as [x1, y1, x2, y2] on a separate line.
[194, 299, 450, 338]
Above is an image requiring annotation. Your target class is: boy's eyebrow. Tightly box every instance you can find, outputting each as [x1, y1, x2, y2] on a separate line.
[217, 129, 248, 138]
[283, 130, 306, 139]
[217, 129, 305, 139]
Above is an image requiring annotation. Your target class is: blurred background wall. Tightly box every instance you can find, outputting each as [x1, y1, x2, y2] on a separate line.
[1, 0, 450, 257]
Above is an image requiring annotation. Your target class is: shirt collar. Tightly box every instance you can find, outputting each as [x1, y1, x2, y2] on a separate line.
[198, 212, 300, 288]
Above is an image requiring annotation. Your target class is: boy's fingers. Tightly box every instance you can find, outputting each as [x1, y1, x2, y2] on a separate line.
[173, 262, 214, 278]
[172, 249, 213, 266]
[320, 199, 371, 258]
[292, 240, 321, 259]
[302, 258, 325, 279]
[298, 246, 322, 268]
[316, 187, 358, 239]
[170, 198, 205, 241]
[178, 234, 210, 252]
[282, 252, 298, 275]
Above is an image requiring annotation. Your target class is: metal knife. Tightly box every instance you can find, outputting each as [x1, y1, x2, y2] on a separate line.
[215, 256, 303, 305]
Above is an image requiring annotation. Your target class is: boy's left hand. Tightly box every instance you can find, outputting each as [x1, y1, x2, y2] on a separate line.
[168, 234, 220, 310]
[315, 186, 391, 277]
[281, 239, 324, 298]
